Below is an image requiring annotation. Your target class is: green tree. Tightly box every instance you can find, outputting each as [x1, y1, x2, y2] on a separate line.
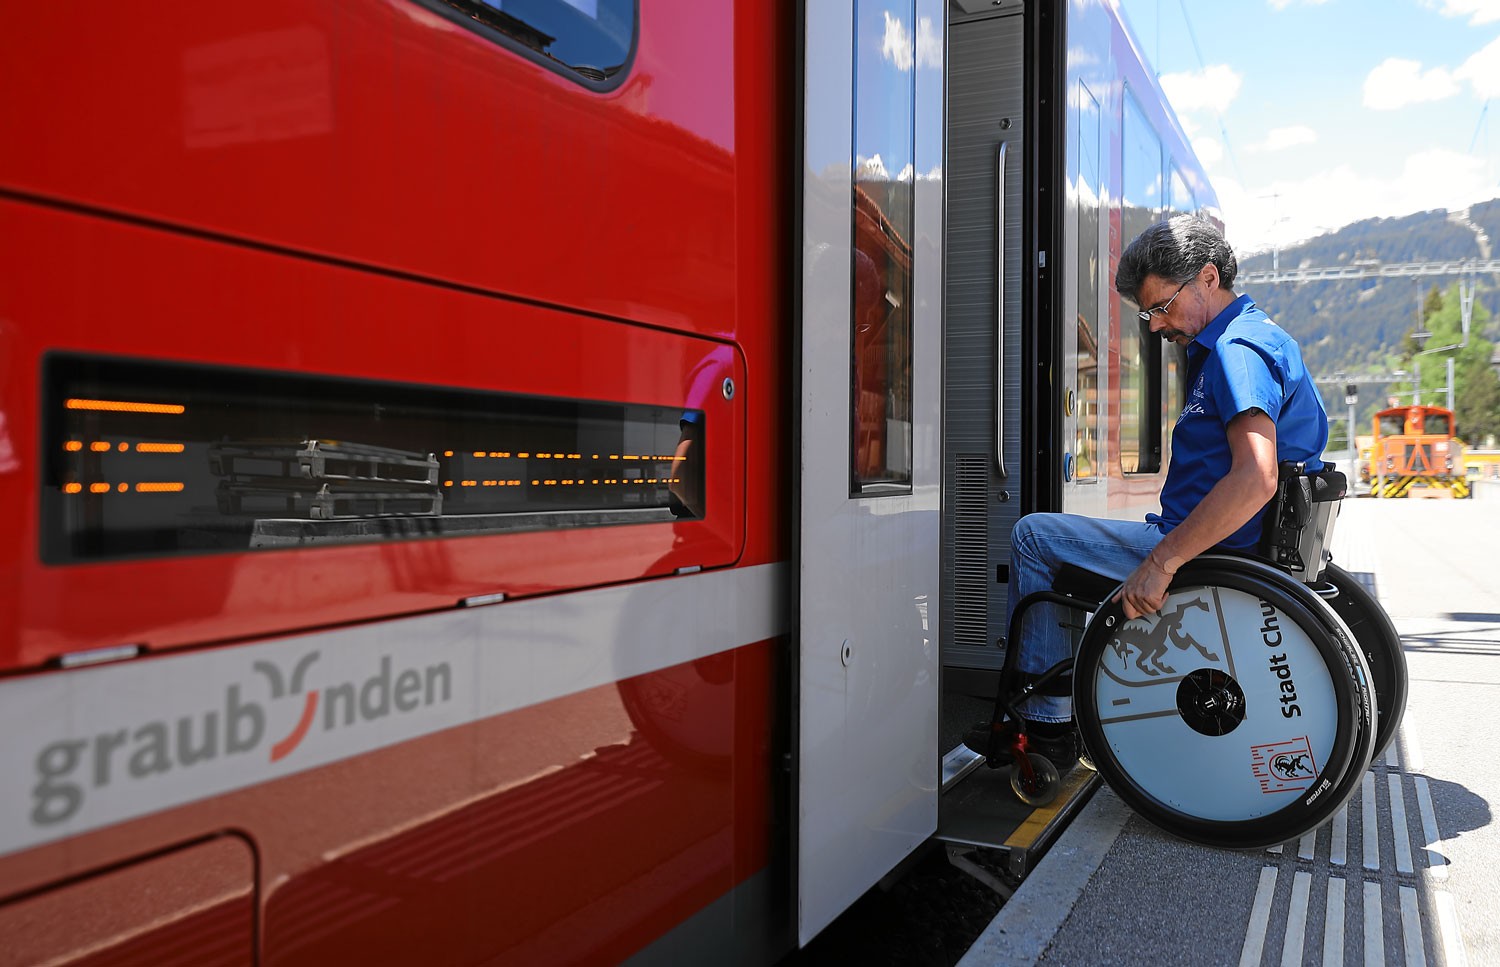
[1456, 352, 1500, 445]
[1395, 282, 1498, 440]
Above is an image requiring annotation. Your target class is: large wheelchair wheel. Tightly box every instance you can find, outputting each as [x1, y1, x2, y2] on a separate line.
[1074, 556, 1376, 849]
[1313, 562, 1407, 760]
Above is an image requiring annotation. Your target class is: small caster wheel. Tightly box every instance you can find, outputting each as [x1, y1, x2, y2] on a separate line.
[1010, 752, 1061, 806]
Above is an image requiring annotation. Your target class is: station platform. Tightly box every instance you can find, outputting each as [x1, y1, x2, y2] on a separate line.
[956, 497, 1500, 966]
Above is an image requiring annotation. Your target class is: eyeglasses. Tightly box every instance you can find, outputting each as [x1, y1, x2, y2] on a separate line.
[1137, 281, 1188, 325]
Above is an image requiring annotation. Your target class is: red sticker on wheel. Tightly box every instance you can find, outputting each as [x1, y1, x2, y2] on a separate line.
[1251, 736, 1318, 793]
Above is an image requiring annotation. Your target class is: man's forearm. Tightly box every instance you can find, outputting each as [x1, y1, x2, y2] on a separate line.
[1148, 471, 1275, 573]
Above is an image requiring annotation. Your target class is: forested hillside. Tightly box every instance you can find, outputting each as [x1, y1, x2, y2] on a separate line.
[1238, 202, 1499, 377]
[1232, 199, 1500, 444]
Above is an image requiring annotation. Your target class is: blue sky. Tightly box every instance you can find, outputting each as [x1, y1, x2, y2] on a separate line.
[1117, 0, 1500, 254]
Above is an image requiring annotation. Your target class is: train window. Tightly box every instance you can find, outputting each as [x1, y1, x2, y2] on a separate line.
[1168, 165, 1194, 216]
[1426, 412, 1450, 434]
[418, 0, 636, 87]
[1119, 89, 1165, 474]
[1073, 81, 1103, 481]
[850, 0, 916, 495]
[42, 354, 700, 562]
[1379, 414, 1405, 436]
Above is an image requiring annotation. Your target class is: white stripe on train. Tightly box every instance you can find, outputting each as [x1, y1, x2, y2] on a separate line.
[0, 563, 786, 857]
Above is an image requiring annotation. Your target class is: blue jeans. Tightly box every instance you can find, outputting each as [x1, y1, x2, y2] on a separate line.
[1008, 513, 1168, 722]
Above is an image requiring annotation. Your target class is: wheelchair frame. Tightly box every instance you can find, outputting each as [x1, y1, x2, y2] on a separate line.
[975, 462, 1406, 847]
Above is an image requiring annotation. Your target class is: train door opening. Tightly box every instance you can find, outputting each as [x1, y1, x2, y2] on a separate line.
[795, 0, 946, 946]
[934, 1, 1084, 854]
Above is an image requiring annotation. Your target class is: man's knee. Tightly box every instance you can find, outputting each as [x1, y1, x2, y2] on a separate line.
[1012, 512, 1066, 554]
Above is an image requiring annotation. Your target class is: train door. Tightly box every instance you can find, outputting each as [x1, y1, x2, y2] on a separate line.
[796, 0, 945, 945]
[940, 2, 1029, 673]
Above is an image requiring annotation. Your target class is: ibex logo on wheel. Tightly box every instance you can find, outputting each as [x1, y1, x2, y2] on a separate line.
[1251, 736, 1319, 793]
[1103, 596, 1220, 684]
[29, 650, 452, 827]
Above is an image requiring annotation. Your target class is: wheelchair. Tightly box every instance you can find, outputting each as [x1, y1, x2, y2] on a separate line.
[972, 462, 1407, 850]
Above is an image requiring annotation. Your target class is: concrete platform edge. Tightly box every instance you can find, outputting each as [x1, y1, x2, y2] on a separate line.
[957, 785, 1131, 967]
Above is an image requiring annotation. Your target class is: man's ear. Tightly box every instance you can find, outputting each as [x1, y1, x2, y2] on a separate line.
[1201, 262, 1220, 289]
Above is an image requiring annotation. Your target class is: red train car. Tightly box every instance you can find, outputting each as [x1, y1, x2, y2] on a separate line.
[0, 0, 1214, 961]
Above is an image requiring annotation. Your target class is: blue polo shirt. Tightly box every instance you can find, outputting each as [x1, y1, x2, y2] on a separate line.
[1147, 294, 1328, 549]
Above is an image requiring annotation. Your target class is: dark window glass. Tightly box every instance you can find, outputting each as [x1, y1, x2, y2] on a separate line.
[1426, 413, 1450, 435]
[1120, 89, 1164, 474]
[1379, 414, 1405, 436]
[43, 355, 699, 562]
[851, 0, 916, 495]
[426, 0, 634, 84]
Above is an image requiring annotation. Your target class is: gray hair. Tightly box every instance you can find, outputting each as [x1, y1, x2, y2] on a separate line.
[1115, 214, 1238, 301]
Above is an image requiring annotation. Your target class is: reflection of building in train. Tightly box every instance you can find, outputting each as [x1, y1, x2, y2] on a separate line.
[851, 182, 914, 488]
[1369, 404, 1470, 498]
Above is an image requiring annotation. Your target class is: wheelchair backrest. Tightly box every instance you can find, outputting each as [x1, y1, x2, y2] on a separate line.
[1258, 461, 1347, 583]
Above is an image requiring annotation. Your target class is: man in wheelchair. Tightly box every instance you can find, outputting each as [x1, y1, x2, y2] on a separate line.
[967, 215, 1331, 768]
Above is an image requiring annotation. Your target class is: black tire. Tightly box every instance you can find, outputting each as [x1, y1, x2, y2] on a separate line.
[1313, 562, 1407, 761]
[1074, 556, 1375, 849]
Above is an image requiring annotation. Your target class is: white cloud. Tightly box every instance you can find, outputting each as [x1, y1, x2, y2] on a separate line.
[1362, 57, 1461, 110]
[1191, 135, 1225, 168]
[881, 13, 939, 71]
[1158, 65, 1242, 114]
[1422, 0, 1500, 25]
[1456, 34, 1500, 98]
[1217, 149, 1493, 254]
[881, 12, 913, 71]
[916, 16, 942, 69]
[1249, 125, 1317, 152]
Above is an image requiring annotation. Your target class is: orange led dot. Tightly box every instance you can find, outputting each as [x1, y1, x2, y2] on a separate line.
[444, 450, 454, 457]
[117, 482, 127, 492]
[610, 455, 619, 460]
[66, 398, 185, 415]
[91, 442, 111, 452]
[518, 453, 530, 459]
[592, 479, 600, 484]
[135, 482, 185, 493]
[117, 442, 128, 452]
[499, 452, 510, 458]
[64, 441, 83, 452]
[64, 482, 83, 494]
[444, 480, 453, 487]
[532, 480, 540, 486]
[592, 454, 600, 459]
[569, 454, 581, 460]
[473, 451, 485, 458]
[90, 483, 110, 494]
[135, 443, 186, 453]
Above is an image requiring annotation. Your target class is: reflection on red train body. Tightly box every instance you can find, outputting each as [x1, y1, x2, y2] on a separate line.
[261, 641, 776, 965]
